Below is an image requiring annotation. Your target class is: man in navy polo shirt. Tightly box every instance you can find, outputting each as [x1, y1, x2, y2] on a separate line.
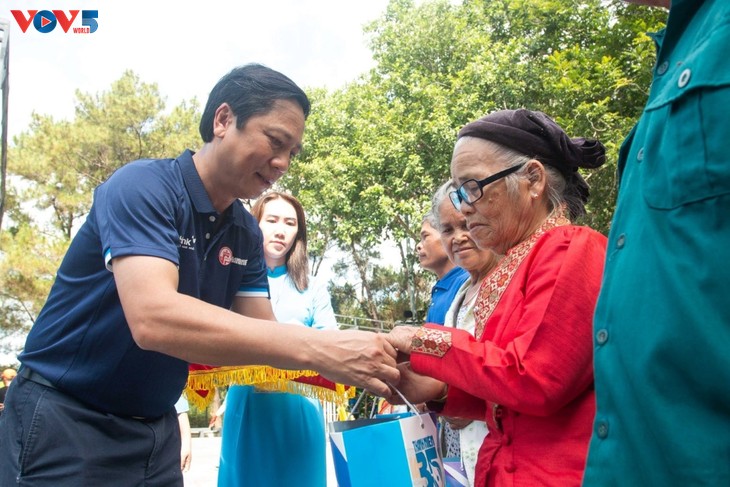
[0, 64, 399, 486]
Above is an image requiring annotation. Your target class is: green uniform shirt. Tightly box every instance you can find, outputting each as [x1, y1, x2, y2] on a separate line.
[584, 0, 730, 485]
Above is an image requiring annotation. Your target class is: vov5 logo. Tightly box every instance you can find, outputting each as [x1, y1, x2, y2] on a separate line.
[11, 10, 98, 34]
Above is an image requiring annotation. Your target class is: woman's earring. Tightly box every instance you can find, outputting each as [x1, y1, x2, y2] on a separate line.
[531, 192, 538, 199]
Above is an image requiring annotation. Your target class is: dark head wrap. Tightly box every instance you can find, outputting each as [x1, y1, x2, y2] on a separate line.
[457, 109, 606, 206]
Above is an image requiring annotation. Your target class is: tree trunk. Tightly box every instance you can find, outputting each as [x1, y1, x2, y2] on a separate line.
[397, 238, 418, 321]
[349, 241, 379, 321]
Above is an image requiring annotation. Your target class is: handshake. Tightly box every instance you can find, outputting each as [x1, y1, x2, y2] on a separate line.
[310, 325, 448, 406]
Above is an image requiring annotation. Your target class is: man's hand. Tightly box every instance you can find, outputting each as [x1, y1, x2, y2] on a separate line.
[310, 330, 400, 397]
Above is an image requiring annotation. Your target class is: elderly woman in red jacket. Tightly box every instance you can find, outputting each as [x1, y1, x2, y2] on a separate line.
[388, 109, 607, 487]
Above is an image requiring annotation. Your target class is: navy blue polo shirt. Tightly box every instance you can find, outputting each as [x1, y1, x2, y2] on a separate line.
[20, 150, 269, 418]
[425, 266, 469, 324]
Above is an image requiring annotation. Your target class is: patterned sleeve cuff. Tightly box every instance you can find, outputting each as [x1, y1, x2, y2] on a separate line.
[411, 326, 452, 358]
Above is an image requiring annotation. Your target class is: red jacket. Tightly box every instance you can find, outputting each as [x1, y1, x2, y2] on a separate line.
[412, 223, 606, 486]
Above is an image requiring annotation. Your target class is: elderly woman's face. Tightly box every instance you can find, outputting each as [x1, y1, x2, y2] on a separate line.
[450, 138, 535, 254]
[437, 197, 494, 276]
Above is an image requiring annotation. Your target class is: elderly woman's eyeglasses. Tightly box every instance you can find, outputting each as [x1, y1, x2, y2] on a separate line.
[449, 163, 526, 209]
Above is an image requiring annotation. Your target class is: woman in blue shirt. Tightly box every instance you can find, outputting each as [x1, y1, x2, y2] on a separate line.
[218, 191, 338, 486]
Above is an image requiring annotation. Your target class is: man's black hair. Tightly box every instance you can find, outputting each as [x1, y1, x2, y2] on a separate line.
[199, 63, 310, 142]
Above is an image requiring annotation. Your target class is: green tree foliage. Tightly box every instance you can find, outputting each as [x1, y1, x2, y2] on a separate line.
[0, 71, 200, 344]
[1, 0, 668, 341]
[366, 0, 666, 231]
[10, 71, 200, 238]
[0, 224, 67, 327]
[287, 0, 666, 320]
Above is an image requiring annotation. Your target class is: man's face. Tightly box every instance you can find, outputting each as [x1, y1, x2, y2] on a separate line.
[416, 221, 450, 274]
[213, 99, 305, 201]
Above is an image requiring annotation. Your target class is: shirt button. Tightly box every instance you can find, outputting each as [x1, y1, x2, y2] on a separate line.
[505, 463, 516, 473]
[209, 216, 216, 222]
[596, 421, 609, 439]
[616, 234, 626, 249]
[656, 60, 669, 75]
[678, 68, 691, 88]
[636, 147, 644, 162]
[596, 329, 609, 345]
[205, 233, 211, 239]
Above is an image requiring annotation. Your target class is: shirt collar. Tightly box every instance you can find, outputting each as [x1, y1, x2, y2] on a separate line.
[433, 266, 467, 291]
[178, 149, 216, 214]
[177, 149, 248, 227]
[267, 265, 288, 278]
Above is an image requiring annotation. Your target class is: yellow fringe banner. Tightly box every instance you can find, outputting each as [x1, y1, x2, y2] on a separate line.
[184, 365, 354, 410]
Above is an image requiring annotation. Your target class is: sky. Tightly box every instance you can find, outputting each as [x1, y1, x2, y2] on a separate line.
[0, 0, 401, 363]
[2, 0, 392, 139]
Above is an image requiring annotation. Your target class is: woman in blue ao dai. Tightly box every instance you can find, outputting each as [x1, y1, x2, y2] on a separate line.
[218, 192, 338, 487]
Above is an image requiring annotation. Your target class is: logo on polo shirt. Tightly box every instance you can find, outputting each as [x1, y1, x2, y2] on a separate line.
[179, 235, 196, 251]
[218, 247, 248, 267]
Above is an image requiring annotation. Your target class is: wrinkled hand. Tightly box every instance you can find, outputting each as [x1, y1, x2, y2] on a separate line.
[312, 330, 400, 398]
[386, 325, 420, 356]
[443, 416, 472, 430]
[387, 362, 447, 405]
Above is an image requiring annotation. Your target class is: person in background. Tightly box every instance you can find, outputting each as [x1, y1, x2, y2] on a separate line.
[218, 191, 338, 487]
[209, 395, 225, 431]
[175, 395, 192, 473]
[0, 368, 15, 389]
[431, 180, 499, 486]
[416, 212, 469, 459]
[387, 109, 608, 486]
[418, 214, 469, 325]
[0, 368, 17, 417]
[0, 64, 398, 487]
[583, 1, 730, 485]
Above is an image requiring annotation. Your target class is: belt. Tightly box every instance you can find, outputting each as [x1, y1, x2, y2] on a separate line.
[18, 367, 58, 390]
[18, 368, 154, 421]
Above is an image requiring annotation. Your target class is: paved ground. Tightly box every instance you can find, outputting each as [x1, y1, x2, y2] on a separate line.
[182, 436, 220, 487]
[183, 435, 338, 486]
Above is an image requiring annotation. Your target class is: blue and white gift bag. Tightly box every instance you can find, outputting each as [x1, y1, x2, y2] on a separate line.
[329, 411, 445, 487]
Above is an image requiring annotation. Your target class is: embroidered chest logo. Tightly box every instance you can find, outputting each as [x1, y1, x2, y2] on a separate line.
[218, 247, 248, 267]
[179, 235, 196, 251]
